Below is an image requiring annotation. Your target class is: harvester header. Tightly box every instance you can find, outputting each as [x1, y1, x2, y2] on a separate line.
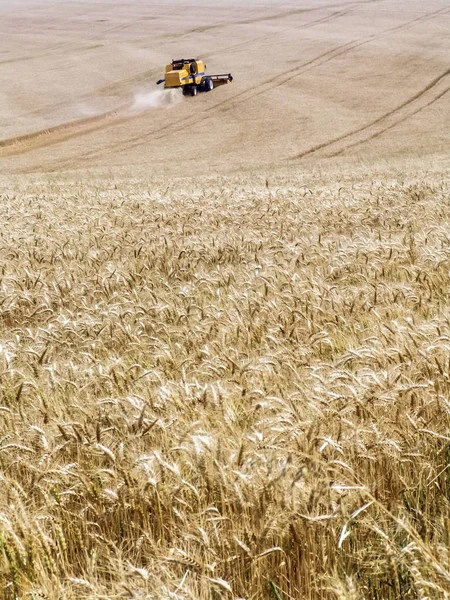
[156, 58, 233, 96]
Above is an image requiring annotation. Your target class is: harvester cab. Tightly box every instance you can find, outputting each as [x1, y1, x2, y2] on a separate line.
[156, 58, 233, 97]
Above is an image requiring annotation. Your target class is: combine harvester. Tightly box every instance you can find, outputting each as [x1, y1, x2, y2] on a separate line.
[157, 58, 233, 97]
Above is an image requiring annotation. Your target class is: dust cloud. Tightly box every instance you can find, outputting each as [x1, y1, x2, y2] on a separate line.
[130, 88, 182, 113]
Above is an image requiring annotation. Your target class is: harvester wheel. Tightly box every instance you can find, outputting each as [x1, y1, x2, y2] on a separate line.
[191, 85, 198, 97]
[204, 77, 214, 92]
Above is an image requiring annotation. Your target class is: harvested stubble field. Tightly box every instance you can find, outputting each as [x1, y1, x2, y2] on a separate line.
[1, 170, 450, 599]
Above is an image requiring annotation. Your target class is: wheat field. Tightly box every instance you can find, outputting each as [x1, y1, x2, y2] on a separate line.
[0, 169, 449, 599]
[2, 0, 450, 598]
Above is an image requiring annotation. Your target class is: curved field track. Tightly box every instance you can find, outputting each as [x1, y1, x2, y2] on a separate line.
[0, 105, 131, 157]
[293, 67, 450, 160]
[0, 0, 449, 174]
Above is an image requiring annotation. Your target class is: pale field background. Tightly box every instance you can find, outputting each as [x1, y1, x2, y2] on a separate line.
[1, 0, 449, 174]
[1, 1, 450, 600]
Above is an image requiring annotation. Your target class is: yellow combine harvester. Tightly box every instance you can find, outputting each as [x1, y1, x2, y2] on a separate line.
[156, 58, 233, 97]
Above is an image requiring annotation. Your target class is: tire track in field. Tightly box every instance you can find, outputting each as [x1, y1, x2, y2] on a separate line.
[0, 11, 165, 68]
[0, 104, 133, 158]
[179, 0, 379, 36]
[215, 5, 450, 110]
[327, 84, 450, 157]
[292, 67, 450, 160]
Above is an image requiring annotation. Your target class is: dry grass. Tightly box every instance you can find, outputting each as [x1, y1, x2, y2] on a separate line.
[1, 172, 450, 599]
